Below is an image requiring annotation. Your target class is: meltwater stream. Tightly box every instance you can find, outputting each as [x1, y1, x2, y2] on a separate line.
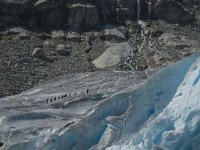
[137, 0, 141, 21]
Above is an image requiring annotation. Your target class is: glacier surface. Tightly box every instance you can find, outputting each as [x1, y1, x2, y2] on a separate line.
[0, 53, 200, 150]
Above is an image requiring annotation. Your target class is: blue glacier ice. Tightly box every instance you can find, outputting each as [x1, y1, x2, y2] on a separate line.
[0, 53, 200, 150]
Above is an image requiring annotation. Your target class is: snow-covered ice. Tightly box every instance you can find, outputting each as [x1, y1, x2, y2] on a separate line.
[0, 53, 200, 150]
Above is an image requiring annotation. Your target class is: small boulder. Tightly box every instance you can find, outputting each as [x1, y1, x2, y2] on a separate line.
[56, 44, 71, 56]
[151, 30, 163, 37]
[51, 30, 65, 40]
[37, 33, 51, 40]
[66, 32, 81, 42]
[32, 47, 46, 59]
[100, 27, 126, 42]
[15, 32, 30, 40]
[32, 47, 44, 57]
[43, 39, 55, 46]
[32, 48, 53, 62]
[81, 41, 91, 53]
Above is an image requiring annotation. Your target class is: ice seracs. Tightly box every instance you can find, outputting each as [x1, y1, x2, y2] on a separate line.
[106, 53, 200, 150]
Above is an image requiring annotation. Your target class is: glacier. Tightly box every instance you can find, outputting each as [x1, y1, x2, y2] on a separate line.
[0, 53, 200, 150]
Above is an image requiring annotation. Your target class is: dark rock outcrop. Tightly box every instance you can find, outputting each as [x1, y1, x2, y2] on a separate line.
[0, 142, 4, 148]
[0, 0, 198, 29]
[0, 0, 33, 26]
[151, 0, 195, 24]
[178, 0, 200, 7]
[30, 0, 66, 28]
[66, 3, 99, 30]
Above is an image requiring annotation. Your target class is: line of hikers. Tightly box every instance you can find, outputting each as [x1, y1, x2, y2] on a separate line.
[45, 89, 89, 104]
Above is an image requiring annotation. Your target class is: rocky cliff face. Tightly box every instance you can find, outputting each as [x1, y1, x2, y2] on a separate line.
[0, 0, 198, 29]
[151, 0, 195, 24]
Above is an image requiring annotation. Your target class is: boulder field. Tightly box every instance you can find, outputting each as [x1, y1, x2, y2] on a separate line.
[1, 0, 200, 96]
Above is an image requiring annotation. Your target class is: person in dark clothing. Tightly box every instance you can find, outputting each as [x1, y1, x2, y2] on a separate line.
[54, 97, 56, 101]
[86, 89, 89, 94]
[46, 99, 49, 104]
